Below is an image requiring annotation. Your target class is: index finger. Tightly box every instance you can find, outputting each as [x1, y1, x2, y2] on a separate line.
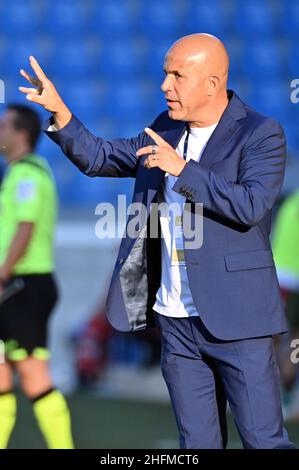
[144, 127, 171, 147]
[29, 56, 48, 82]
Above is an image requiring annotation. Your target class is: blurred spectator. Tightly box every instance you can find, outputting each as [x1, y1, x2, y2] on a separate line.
[73, 304, 161, 387]
[73, 308, 112, 385]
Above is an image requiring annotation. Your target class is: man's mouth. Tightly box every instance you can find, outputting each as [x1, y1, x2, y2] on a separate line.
[166, 98, 179, 107]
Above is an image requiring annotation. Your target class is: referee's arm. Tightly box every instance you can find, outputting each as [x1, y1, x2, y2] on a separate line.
[0, 222, 34, 287]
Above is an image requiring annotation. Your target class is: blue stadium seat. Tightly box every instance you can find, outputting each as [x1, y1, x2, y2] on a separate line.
[241, 40, 284, 79]
[42, 0, 91, 36]
[115, 119, 151, 140]
[232, 0, 277, 36]
[37, 136, 59, 163]
[98, 39, 148, 79]
[48, 38, 101, 79]
[186, 0, 230, 36]
[103, 80, 154, 121]
[89, 119, 119, 142]
[286, 42, 299, 78]
[0, 0, 42, 37]
[151, 89, 168, 117]
[225, 36, 244, 79]
[46, 146, 94, 207]
[4, 38, 52, 77]
[227, 78, 253, 104]
[281, 0, 299, 37]
[253, 80, 289, 120]
[60, 80, 104, 124]
[90, 0, 137, 38]
[0, 37, 7, 65]
[138, 0, 184, 38]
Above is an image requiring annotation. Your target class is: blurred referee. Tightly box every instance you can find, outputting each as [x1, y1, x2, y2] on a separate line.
[0, 104, 74, 449]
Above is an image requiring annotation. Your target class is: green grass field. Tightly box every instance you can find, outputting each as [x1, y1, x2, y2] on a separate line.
[8, 389, 299, 449]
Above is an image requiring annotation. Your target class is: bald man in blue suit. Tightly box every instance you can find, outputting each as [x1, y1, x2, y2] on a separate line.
[20, 33, 295, 448]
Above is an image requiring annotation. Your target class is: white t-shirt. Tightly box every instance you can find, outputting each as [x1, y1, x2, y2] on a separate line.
[153, 122, 218, 318]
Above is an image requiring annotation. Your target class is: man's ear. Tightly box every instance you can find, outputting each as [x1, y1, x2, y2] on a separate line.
[207, 75, 220, 96]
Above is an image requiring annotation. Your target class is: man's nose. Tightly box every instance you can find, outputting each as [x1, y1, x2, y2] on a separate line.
[161, 75, 173, 93]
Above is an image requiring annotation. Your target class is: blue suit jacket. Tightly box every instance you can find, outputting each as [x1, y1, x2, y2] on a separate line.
[44, 91, 288, 340]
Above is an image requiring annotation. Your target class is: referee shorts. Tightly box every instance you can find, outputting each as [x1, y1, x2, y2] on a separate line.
[0, 273, 59, 361]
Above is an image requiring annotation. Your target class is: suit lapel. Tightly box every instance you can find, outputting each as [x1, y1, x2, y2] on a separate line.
[198, 113, 242, 169]
[199, 91, 247, 169]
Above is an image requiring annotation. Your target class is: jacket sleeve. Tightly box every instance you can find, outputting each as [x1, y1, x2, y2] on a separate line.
[43, 114, 148, 178]
[172, 118, 286, 227]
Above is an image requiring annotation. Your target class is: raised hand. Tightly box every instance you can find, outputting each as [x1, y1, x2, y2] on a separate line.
[19, 56, 72, 129]
[136, 127, 187, 177]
